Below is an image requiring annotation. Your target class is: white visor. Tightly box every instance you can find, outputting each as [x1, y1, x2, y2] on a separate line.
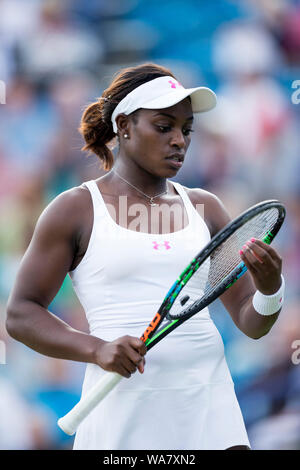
[111, 75, 217, 133]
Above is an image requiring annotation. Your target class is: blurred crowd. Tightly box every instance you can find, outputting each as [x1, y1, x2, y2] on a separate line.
[0, 0, 300, 450]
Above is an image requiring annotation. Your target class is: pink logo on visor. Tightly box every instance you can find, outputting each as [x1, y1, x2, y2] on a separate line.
[168, 80, 183, 89]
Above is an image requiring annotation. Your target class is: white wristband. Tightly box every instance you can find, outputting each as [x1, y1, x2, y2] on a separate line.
[252, 275, 285, 316]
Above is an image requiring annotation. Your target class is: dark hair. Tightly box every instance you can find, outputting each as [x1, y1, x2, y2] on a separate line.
[78, 63, 176, 171]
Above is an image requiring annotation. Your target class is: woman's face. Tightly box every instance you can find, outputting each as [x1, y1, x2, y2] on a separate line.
[119, 98, 194, 178]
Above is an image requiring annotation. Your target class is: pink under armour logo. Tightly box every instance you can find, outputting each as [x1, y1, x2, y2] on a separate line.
[152, 241, 171, 250]
[168, 80, 183, 89]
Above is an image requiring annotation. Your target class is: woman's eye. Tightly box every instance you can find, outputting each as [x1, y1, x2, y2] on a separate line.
[183, 129, 194, 136]
[156, 126, 194, 136]
[157, 125, 171, 133]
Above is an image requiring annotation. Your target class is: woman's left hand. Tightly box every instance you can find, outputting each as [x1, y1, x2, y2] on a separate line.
[240, 238, 282, 295]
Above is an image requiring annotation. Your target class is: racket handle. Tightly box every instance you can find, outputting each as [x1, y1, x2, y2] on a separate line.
[57, 372, 122, 435]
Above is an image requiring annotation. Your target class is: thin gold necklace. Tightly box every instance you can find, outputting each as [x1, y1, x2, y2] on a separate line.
[112, 169, 168, 207]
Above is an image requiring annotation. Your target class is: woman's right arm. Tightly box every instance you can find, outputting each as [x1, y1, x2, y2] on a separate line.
[6, 188, 146, 377]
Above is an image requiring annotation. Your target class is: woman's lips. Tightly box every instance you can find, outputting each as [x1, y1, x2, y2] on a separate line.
[165, 154, 184, 169]
[166, 159, 183, 169]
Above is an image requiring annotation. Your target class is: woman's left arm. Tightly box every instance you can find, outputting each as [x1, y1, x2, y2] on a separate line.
[190, 189, 283, 339]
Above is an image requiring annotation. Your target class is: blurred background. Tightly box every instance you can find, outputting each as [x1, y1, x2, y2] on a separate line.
[0, 0, 300, 450]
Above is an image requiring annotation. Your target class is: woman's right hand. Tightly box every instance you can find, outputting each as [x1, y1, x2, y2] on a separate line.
[93, 336, 147, 378]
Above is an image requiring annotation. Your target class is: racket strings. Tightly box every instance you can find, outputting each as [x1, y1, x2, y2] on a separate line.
[207, 208, 279, 292]
[171, 207, 279, 318]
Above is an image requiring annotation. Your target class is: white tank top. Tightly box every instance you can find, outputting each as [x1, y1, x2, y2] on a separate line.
[70, 180, 211, 333]
[70, 180, 250, 450]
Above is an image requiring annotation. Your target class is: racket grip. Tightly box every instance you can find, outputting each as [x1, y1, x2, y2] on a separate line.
[57, 372, 122, 435]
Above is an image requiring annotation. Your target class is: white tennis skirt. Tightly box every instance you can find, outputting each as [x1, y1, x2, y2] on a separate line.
[72, 316, 250, 450]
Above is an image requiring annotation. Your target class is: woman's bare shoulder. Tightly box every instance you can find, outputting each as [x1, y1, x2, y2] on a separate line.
[42, 184, 91, 222]
[33, 184, 93, 247]
[45, 184, 91, 212]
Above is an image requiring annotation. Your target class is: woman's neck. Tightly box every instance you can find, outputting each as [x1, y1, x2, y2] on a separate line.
[111, 158, 168, 196]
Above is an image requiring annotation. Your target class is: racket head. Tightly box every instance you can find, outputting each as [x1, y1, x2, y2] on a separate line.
[144, 200, 285, 349]
[168, 200, 285, 320]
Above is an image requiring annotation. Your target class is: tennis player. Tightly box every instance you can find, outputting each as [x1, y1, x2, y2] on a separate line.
[6, 63, 284, 450]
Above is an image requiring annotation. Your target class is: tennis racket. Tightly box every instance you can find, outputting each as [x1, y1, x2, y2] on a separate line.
[58, 199, 285, 435]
